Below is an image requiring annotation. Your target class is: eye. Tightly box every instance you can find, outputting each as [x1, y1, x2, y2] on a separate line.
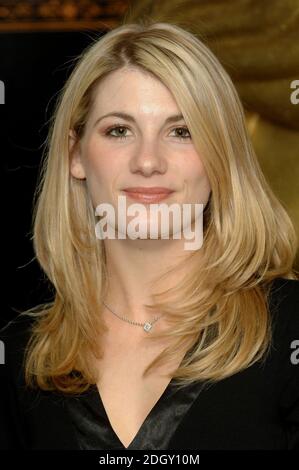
[104, 125, 192, 141]
[105, 125, 131, 140]
[169, 126, 191, 140]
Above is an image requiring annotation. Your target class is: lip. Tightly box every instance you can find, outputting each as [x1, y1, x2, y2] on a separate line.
[122, 187, 174, 203]
[123, 187, 174, 194]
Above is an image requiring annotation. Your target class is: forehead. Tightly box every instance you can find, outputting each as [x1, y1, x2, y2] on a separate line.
[90, 68, 180, 115]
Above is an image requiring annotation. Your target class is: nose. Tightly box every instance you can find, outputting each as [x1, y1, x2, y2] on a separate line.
[129, 139, 167, 176]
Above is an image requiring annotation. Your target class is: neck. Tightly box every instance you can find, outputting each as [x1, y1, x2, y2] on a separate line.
[102, 235, 200, 324]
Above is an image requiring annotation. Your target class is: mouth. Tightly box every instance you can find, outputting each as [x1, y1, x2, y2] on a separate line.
[121, 187, 174, 204]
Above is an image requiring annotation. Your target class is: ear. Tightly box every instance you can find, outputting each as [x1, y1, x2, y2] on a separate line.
[69, 129, 86, 180]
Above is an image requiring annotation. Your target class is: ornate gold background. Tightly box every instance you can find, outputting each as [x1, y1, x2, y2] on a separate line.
[125, 0, 299, 267]
[0, 0, 129, 31]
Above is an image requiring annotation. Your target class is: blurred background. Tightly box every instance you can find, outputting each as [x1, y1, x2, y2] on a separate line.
[0, 0, 298, 326]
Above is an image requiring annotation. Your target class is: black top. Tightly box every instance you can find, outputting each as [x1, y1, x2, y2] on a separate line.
[0, 277, 299, 450]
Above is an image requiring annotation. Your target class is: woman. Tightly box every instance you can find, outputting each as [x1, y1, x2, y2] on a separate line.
[1, 20, 299, 451]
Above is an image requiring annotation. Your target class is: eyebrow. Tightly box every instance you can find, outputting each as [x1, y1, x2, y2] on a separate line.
[93, 112, 185, 128]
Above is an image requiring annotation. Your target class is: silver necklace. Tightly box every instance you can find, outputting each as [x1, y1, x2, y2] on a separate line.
[102, 301, 164, 332]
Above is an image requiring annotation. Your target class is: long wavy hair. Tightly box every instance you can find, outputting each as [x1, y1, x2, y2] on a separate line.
[22, 19, 298, 394]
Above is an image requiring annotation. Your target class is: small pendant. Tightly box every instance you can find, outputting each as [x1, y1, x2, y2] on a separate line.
[143, 322, 152, 332]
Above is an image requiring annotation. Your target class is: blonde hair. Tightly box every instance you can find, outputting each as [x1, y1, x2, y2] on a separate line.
[22, 19, 298, 394]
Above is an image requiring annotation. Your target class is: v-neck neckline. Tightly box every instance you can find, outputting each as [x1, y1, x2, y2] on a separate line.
[65, 373, 205, 450]
[65, 339, 204, 450]
[89, 339, 201, 449]
[91, 375, 178, 449]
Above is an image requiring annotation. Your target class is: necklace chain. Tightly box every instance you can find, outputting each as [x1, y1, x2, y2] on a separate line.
[102, 301, 164, 332]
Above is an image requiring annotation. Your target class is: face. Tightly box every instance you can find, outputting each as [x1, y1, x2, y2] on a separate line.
[69, 67, 211, 240]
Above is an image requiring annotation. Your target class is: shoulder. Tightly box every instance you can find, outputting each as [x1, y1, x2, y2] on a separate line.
[269, 276, 299, 305]
[267, 278, 299, 429]
[268, 277, 299, 328]
[0, 311, 37, 344]
[267, 277, 299, 366]
[0, 311, 37, 375]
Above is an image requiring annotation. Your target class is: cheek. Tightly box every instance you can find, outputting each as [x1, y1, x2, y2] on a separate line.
[82, 139, 124, 205]
[182, 153, 208, 183]
[84, 138, 118, 182]
[183, 154, 211, 201]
